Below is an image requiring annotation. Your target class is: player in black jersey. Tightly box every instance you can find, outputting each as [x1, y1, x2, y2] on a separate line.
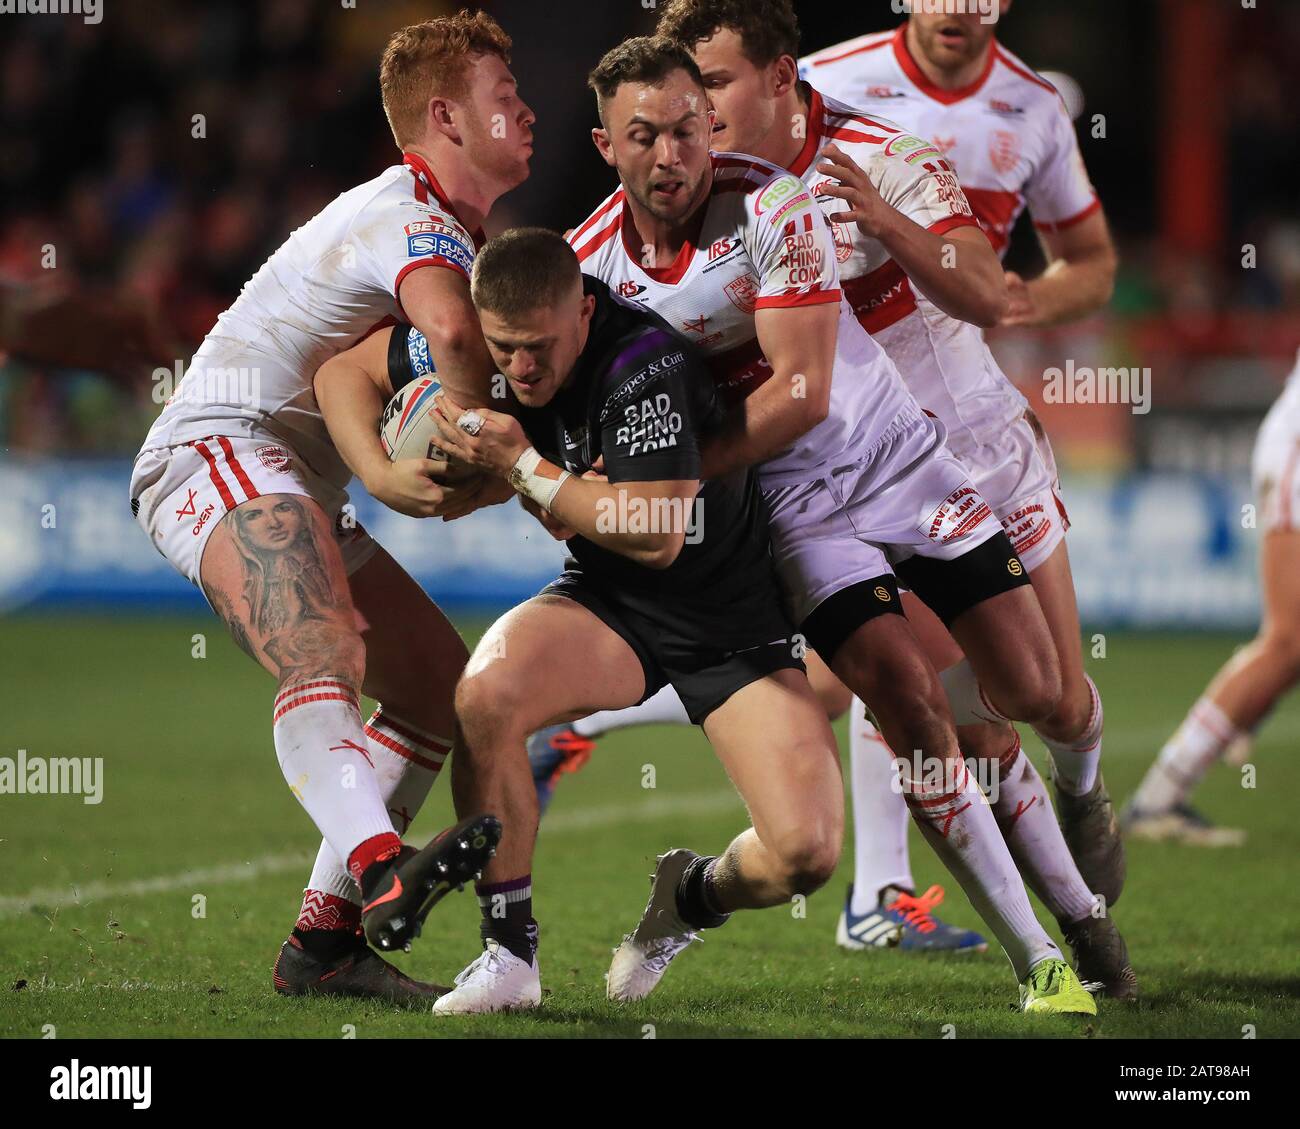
[355, 227, 843, 1013]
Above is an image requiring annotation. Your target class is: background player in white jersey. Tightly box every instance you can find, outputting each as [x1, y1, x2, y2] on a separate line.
[1125, 351, 1300, 845]
[128, 13, 532, 1003]
[566, 36, 1098, 1014]
[801, 0, 1126, 939]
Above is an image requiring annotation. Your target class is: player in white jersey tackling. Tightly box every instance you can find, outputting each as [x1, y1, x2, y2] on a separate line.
[800, 0, 1126, 945]
[128, 12, 531, 1003]
[1125, 351, 1300, 844]
[566, 35, 1100, 1014]
[529, 2, 1136, 996]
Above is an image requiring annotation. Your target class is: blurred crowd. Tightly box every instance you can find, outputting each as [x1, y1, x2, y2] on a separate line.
[1, 0, 1297, 457]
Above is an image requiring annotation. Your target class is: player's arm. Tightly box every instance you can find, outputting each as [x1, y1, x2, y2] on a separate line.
[430, 393, 695, 569]
[1001, 210, 1117, 328]
[700, 173, 844, 479]
[313, 327, 477, 519]
[816, 142, 1007, 328]
[700, 303, 839, 480]
[398, 267, 499, 407]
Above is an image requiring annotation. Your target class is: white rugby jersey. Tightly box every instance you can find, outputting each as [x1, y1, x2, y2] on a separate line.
[139, 152, 484, 487]
[793, 87, 1028, 453]
[801, 25, 1100, 258]
[568, 152, 922, 487]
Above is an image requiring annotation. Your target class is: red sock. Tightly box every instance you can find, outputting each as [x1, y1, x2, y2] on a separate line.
[347, 832, 402, 886]
[295, 890, 361, 934]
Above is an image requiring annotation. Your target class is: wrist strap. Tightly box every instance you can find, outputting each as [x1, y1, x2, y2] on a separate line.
[510, 447, 570, 510]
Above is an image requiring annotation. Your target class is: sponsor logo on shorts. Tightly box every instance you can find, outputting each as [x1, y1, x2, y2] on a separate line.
[255, 445, 293, 473]
[923, 484, 993, 543]
[1007, 558, 1024, 576]
[175, 487, 198, 520]
[874, 585, 891, 602]
[192, 503, 215, 537]
[1002, 502, 1052, 557]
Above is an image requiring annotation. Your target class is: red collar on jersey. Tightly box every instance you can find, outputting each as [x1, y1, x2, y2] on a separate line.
[401, 151, 487, 249]
[788, 88, 827, 179]
[618, 175, 709, 287]
[894, 23, 997, 105]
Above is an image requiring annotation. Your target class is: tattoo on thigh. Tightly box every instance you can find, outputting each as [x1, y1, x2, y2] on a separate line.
[216, 497, 359, 684]
[209, 588, 259, 662]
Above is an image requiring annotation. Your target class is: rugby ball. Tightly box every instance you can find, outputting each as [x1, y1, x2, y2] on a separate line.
[380, 377, 451, 462]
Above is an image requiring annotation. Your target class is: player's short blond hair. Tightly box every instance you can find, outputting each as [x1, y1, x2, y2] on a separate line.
[379, 9, 512, 149]
[471, 228, 582, 318]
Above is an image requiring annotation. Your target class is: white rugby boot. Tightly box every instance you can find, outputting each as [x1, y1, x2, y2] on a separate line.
[607, 848, 710, 1002]
[431, 939, 541, 1015]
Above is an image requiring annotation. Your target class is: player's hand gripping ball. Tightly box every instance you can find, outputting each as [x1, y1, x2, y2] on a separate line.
[379, 378, 478, 483]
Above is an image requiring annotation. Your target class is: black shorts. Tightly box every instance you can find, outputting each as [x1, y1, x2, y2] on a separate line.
[541, 571, 805, 725]
[800, 531, 1031, 661]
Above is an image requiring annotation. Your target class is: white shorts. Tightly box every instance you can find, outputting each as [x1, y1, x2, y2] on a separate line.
[960, 410, 1070, 572]
[129, 435, 377, 588]
[763, 411, 1004, 626]
[1252, 394, 1300, 533]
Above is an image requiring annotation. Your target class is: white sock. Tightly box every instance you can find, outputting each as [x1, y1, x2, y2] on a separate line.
[903, 759, 1060, 980]
[573, 683, 692, 738]
[1133, 697, 1241, 813]
[990, 736, 1097, 924]
[304, 709, 451, 907]
[1036, 676, 1103, 795]
[939, 658, 1009, 726]
[848, 704, 914, 915]
[272, 679, 394, 869]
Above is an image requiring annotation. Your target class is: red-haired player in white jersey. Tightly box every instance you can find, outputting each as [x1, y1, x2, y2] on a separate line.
[567, 35, 1099, 1015]
[800, 0, 1125, 941]
[128, 13, 532, 1003]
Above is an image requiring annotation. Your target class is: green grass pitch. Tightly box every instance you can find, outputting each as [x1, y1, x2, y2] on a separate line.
[2, 614, 1297, 1039]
